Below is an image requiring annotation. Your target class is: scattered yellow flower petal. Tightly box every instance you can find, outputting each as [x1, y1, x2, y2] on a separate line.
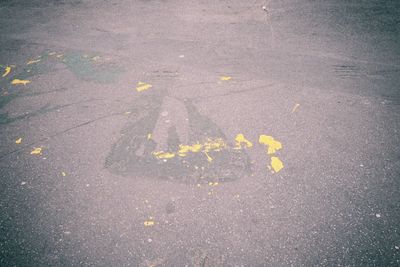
[234, 134, 253, 149]
[61, 172, 66, 177]
[11, 79, 31, 85]
[220, 76, 232, 81]
[270, 156, 284, 173]
[2, 66, 11, 77]
[15, 138, 22, 144]
[147, 133, 152, 140]
[136, 82, 152, 92]
[30, 147, 42, 155]
[292, 103, 300, 113]
[259, 135, 282, 154]
[144, 220, 155, 226]
[26, 59, 41, 65]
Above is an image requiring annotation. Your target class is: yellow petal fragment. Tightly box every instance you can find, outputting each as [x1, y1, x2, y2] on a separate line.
[144, 220, 155, 226]
[136, 82, 152, 92]
[26, 59, 41, 65]
[2, 66, 11, 77]
[234, 134, 253, 149]
[61, 172, 66, 177]
[147, 133, 152, 140]
[152, 151, 175, 159]
[15, 138, 22, 144]
[11, 79, 31, 85]
[30, 147, 42, 155]
[259, 135, 282, 154]
[220, 76, 232, 81]
[270, 156, 284, 173]
[292, 103, 300, 113]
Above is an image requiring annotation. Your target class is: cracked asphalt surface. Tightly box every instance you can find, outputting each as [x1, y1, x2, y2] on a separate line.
[1, 0, 400, 266]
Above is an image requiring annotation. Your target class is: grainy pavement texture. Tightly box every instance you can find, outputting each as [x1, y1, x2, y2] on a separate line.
[0, 0, 399, 266]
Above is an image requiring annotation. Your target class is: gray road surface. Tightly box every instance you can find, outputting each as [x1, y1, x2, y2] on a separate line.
[1, 0, 399, 266]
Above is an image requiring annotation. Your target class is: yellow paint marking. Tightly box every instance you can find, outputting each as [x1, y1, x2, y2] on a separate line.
[234, 134, 253, 149]
[2, 66, 11, 77]
[204, 151, 213, 162]
[152, 151, 175, 159]
[220, 76, 232, 81]
[26, 59, 41, 65]
[292, 103, 300, 113]
[136, 82, 152, 92]
[30, 147, 42, 155]
[15, 138, 22, 144]
[270, 156, 284, 173]
[154, 138, 228, 162]
[147, 133, 152, 140]
[61, 172, 66, 177]
[144, 220, 155, 226]
[11, 79, 31, 85]
[259, 135, 282, 154]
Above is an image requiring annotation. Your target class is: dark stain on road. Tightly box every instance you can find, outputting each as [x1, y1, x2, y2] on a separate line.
[105, 89, 251, 184]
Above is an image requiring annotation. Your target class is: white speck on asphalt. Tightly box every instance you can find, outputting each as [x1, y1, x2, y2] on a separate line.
[21, 181, 26, 185]
[376, 214, 381, 218]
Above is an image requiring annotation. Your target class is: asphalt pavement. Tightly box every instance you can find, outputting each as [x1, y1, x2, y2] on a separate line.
[0, 0, 399, 266]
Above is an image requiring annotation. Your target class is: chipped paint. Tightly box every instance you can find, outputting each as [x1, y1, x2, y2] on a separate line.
[292, 103, 300, 113]
[2, 66, 11, 77]
[220, 76, 232, 81]
[11, 79, 31, 85]
[15, 138, 22, 144]
[136, 82, 152, 92]
[259, 135, 282, 154]
[30, 147, 42, 155]
[270, 156, 284, 172]
[234, 134, 253, 149]
[152, 151, 175, 159]
[144, 220, 155, 226]
[26, 59, 41, 65]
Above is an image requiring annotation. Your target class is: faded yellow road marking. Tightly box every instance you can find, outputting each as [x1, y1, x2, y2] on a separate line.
[11, 79, 31, 85]
[26, 59, 41, 65]
[152, 151, 175, 159]
[220, 76, 232, 81]
[235, 134, 253, 149]
[292, 103, 300, 113]
[270, 156, 284, 173]
[144, 220, 155, 226]
[30, 147, 42, 155]
[259, 135, 282, 154]
[2, 66, 11, 77]
[136, 82, 152, 92]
